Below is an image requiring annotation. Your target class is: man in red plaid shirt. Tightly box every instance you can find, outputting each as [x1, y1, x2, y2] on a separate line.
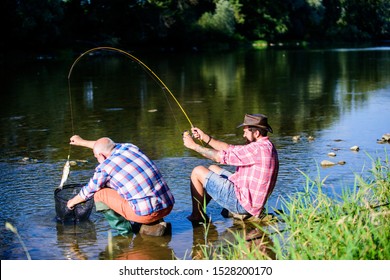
[183, 113, 279, 223]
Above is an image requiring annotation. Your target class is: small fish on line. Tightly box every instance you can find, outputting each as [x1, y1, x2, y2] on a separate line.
[58, 155, 70, 189]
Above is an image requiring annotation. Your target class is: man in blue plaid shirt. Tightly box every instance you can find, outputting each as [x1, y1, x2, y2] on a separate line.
[67, 135, 174, 235]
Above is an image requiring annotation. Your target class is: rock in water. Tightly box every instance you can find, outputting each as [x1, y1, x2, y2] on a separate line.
[350, 145, 360, 151]
[321, 160, 336, 167]
[139, 220, 171, 237]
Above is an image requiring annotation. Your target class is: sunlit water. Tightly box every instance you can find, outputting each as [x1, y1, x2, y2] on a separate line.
[0, 47, 389, 259]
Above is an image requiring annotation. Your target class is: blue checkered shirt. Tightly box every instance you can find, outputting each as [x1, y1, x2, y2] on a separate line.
[79, 143, 175, 215]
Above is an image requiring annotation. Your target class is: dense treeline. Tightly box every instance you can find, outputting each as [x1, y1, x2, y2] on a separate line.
[2, 0, 390, 52]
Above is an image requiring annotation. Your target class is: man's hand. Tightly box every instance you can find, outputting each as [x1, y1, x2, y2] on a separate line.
[183, 132, 198, 150]
[191, 127, 205, 140]
[67, 199, 76, 210]
[70, 135, 84, 146]
[69, 135, 96, 149]
[67, 194, 85, 210]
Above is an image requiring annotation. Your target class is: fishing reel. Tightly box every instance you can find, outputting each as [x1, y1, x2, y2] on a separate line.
[182, 130, 190, 137]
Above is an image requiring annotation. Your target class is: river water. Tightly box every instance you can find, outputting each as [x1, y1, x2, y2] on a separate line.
[0, 46, 389, 260]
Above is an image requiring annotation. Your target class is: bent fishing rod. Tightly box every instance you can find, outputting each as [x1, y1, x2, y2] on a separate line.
[60, 47, 200, 187]
[67, 46, 194, 129]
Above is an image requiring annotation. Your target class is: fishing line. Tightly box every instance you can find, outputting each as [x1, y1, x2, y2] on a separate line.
[57, 77, 75, 189]
[67, 46, 194, 130]
[61, 47, 200, 187]
[162, 89, 181, 135]
[67, 79, 76, 136]
[67, 78, 76, 157]
[55, 78, 75, 189]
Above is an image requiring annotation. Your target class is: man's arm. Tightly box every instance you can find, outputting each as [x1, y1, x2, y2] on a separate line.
[190, 127, 229, 151]
[67, 194, 86, 210]
[193, 144, 221, 162]
[204, 135, 230, 151]
[183, 133, 222, 162]
[70, 135, 96, 149]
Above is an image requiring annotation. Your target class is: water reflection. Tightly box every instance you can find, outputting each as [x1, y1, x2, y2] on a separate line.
[191, 218, 277, 260]
[0, 47, 389, 260]
[83, 81, 94, 109]
[99, 233, 173, 260]
[56, 221, 97, 260]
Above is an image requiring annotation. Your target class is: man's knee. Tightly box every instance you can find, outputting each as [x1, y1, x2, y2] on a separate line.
[95, 201, 110, 212]
[191, 166, 209, 181]
[208, 164, 221, 173]
[93, 189, 104, 202]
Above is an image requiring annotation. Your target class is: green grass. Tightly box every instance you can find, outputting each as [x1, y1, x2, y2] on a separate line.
[5, 222, 31, 260]
[197, 151, 390, 260]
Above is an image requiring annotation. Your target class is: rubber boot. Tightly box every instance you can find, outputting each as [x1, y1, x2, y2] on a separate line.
[95, 202, 132, 236]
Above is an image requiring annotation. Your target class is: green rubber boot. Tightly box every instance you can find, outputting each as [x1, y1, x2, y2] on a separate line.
[95, 202, 132, 236]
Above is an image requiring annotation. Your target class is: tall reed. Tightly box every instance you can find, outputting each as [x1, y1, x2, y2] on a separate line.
[271, 151, 389, 260]
[5, 222, 31, 260]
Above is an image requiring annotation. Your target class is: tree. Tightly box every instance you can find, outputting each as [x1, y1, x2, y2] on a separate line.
[197, 0, 239, 37]
[237, 0, 290, 41]
[3, 0, 64, 50]
[333, 0, 390, 41]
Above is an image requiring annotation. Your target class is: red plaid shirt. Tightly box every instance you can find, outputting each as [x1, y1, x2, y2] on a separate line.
[219, 137, 279, 216]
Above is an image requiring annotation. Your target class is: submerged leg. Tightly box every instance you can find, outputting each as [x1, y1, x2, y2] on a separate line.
[95, 201, 132, 236]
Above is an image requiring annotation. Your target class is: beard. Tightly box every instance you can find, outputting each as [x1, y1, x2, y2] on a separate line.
[245, 138, 254, 144]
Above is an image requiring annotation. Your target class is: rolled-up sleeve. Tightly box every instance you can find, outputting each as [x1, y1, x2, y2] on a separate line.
[79, 168, 109, 200]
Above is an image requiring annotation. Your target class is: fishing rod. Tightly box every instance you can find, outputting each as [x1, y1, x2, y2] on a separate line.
[59, 47, 198, 188]
[67, 46, 194, 128]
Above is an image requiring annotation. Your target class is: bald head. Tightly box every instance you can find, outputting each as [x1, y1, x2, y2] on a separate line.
[93, 137, 115, 162]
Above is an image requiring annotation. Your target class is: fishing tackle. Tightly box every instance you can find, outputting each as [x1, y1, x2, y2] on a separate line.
[67, 46, 194, 128]
[61, 47, 198, 186]
[182, 130, 190, 136]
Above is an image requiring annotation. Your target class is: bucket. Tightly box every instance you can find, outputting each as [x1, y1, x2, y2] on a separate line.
[54, 184, 94, 223]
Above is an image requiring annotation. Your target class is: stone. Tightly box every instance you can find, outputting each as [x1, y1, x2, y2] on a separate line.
[221, 208, 250, 220]
[221, 208, 277, 225]
[382, 133, 390, 141]
[378, 133, 390, 144]
[139, 220, 171, 237]
[350, 145, 360, 151]
[321, 160, 336, 166]
[292, 135, 301, 142]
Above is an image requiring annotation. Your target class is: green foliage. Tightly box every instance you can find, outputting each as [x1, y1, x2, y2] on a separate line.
[3, 0, 390, 52]
[146, 0, 173, 9]
[6, 0, 64, 49]
[197, 0, 237, 37]
[331, 0, 390, 40]
[238, 0, 290, 40]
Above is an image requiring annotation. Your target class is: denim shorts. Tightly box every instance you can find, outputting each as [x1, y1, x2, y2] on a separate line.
[204, 169, 250, 215]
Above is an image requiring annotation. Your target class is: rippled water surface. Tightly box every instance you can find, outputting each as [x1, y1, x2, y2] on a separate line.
[1, 47, 389, 259]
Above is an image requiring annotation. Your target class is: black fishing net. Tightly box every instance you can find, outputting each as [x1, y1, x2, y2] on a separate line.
[54, 184, 94, 223]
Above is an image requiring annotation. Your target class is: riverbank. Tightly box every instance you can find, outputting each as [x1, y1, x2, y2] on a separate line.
[196, 151, 390, 260]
